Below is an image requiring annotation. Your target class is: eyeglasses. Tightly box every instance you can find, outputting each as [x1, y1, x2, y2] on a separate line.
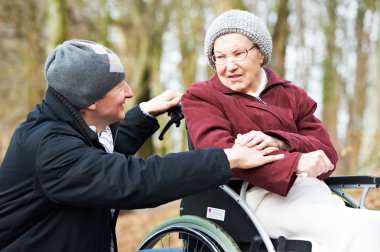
[212, 44, 257, 65]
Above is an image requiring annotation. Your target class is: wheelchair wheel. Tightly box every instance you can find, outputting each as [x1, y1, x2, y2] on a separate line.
[137, 215, 241, 252]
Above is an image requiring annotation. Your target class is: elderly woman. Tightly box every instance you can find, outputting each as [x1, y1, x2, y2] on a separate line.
[182, 9, 380, 252]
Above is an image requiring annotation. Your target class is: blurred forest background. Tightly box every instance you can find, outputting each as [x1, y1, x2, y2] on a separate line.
[1, 0, 380, 250]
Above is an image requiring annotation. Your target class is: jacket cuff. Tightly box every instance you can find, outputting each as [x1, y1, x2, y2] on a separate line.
[139, 102, 155, 119]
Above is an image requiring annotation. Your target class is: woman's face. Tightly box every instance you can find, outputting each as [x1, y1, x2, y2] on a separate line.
[213, 33, 264, 93]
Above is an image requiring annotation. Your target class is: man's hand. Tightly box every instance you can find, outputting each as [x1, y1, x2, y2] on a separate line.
[235, 130, 291, 150]
[224, 143, 284, 169]
[296, 150, 334, 177]
[141, 90, 182, 116]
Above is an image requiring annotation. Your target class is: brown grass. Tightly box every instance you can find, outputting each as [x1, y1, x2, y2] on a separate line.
[116, 200, 181, 252]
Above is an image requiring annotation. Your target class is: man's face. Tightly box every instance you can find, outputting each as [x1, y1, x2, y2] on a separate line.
[92, 80, 133, 125]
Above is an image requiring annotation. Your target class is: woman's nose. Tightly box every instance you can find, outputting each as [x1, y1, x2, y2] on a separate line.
[226, 57, 238, 70]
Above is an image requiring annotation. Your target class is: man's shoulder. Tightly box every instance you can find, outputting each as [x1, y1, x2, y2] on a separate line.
[17, 112, 66, 140]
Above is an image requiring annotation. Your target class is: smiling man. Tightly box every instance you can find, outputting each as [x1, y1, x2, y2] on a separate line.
[0, 39, 284, 252]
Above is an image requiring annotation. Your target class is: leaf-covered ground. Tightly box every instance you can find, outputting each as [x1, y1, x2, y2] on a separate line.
[116, 200, 180, 252]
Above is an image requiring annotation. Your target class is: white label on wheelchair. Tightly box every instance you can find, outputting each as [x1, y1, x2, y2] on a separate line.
[206, 207, 226, 221]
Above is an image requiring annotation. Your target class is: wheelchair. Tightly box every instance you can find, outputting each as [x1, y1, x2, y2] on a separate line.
[137, 106, 380, 252]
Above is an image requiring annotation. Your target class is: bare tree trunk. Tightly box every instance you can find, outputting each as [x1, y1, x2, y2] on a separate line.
[321, 0, 339, 152]
[176, 1, 204, 89]
[112, 0, 172, 157]
[23, 1, 47, 111]
[345, 0, 372, 173]
[46, 0, 67, 52]
[271, 0, 289, 76]
[0, 0, 45, 160]
[173, 1, 207, 150]
[359, 35, 380, 173]
[98, 0, 111, 46]
[358, 1, 379, 173]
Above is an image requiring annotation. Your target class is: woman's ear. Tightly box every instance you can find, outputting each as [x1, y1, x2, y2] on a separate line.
[259, 51, 265, 65]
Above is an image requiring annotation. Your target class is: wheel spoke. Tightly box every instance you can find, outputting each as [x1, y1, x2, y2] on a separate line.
[186, 233, 190, 252]
[168, 232, 171, 247]
[137, 216, 240, 252]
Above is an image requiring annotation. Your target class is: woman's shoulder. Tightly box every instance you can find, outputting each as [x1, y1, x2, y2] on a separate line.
[184, 79, 215, 98]
[187, 80, 212, 90]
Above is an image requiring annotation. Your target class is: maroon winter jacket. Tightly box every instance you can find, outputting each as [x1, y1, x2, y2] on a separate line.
[182, 66, 338, 196]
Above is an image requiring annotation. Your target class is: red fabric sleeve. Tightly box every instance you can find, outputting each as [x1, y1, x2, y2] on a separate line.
[182, 84, 299, 196]
[264, 89, 338, 180]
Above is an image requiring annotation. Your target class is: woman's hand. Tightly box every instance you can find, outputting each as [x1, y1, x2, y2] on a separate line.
[296, 150, 334, 177]
[235, 130, 291, 151]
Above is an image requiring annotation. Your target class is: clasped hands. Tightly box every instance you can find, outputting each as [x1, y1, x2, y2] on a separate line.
[234, 130, 334, 177]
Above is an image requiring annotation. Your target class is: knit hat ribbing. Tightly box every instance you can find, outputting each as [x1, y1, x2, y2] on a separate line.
[44, 39, 125, 108]
[204, 9, 272, 69]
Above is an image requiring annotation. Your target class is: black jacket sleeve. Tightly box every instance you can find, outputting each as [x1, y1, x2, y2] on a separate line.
[114, 105, 160, 155]
[36, 125, 231, 209]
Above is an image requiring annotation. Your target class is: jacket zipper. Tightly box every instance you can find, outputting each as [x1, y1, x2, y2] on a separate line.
[255, 96, 267, 105]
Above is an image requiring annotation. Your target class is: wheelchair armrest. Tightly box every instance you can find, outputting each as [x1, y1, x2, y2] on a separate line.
[324, 175, 380, 209]
[324, 175, 380, 187]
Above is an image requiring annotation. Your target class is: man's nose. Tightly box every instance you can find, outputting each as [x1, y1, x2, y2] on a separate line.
[124, 82, 134, 98]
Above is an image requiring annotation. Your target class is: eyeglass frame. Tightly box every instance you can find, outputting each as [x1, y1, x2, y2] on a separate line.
[211, 44, 258, 65]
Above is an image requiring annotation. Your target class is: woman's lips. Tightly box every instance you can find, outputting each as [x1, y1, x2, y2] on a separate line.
[228, 74, 242, 80]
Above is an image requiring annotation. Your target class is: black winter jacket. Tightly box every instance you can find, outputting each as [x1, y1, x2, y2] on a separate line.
[0, 87, 232, 251]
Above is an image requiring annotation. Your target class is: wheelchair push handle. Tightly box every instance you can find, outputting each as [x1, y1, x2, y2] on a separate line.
[158, 104, 184, 140]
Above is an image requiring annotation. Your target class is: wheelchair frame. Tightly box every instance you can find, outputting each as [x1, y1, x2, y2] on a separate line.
[137, 175, 380, 252]
[218, 175, 380, 251]
[216, 180, 275, 251]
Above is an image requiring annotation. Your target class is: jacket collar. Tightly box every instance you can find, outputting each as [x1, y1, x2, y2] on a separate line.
[43, 87, 100, 143]
[209, 66, 290, 94]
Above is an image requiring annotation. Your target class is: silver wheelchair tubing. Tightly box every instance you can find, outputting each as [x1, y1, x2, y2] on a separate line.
[219, 182, 276, 252]
[329, 183, 376, 209]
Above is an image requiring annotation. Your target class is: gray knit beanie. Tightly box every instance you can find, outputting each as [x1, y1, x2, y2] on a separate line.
[205, 9, 272, 69]
[44, 39, 125, 108]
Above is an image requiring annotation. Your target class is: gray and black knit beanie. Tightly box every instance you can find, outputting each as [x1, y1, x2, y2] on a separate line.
[44, 39, 125, 108]
[204, 9, 272, 69]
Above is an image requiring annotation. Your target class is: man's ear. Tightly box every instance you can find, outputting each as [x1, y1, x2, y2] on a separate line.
[87, 103, 97, 111]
